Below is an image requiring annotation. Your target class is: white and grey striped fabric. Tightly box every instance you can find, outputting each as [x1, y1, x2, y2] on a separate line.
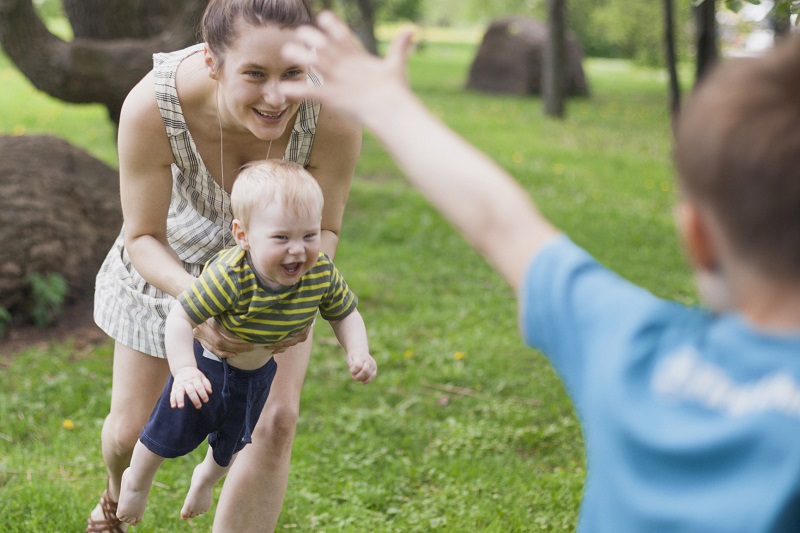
[94, 44, 321, 359]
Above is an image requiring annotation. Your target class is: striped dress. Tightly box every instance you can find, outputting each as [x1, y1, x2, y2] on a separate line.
[94, 44, 321, 359]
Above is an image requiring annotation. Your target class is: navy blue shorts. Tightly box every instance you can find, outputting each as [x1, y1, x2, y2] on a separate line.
[139, 341, 278, 467]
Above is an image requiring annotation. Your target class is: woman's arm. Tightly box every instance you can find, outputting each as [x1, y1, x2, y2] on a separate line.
[117, 72, 197, 297]
[118, 72, 253, 357]
[305, 103, 362, 260]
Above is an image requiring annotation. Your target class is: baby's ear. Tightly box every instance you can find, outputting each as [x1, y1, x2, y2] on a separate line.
[231, 219, 249, 249]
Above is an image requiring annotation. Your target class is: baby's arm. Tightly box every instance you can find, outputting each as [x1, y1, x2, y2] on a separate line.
[329, 310, 377, 384]
[165, 304, 213, 409]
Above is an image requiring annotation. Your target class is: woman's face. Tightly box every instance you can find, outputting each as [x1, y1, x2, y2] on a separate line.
[212, 21, 307, 141]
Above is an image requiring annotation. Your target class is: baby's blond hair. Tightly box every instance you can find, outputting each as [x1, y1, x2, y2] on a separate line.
[231, 159, 324, 229]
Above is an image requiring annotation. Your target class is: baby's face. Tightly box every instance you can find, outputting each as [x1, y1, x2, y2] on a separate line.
[244, 202, 322, 289]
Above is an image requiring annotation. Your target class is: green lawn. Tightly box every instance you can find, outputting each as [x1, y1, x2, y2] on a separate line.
[0, 38, 692, 531]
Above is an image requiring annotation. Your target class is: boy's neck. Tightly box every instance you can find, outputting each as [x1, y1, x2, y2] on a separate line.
[734, 275, 800, 332]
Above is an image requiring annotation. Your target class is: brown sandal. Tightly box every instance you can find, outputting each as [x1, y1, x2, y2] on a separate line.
[86, 482, 125, 533]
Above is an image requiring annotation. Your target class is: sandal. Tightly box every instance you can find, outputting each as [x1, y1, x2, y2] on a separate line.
[86, 481, 126, 533]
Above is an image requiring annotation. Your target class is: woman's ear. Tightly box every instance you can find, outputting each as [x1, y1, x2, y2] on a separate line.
[231, 219, 249, 249]
[204, 47, 220, 80]
[675, 201, 718, 272]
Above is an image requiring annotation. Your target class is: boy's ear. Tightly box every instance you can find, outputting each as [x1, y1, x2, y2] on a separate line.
[231, 219, 250, 249]
[676, 201, 717, 272]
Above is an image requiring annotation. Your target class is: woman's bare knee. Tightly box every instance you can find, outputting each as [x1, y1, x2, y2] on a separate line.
[251, 398, 300, 454]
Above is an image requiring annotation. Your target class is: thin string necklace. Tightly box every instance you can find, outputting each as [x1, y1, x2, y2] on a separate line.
[216, 83, 272, 247]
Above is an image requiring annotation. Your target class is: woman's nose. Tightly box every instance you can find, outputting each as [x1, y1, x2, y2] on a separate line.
[262, 79, 286, 107]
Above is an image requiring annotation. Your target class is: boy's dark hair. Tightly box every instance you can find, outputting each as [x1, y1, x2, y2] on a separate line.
[674, 36, 800, 279]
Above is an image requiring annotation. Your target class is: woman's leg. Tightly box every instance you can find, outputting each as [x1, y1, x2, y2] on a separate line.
[212, 336, 312, 532]
[87, 342, 171, 531]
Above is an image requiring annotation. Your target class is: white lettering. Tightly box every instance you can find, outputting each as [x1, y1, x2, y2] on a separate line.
[652, 348, 800, 418]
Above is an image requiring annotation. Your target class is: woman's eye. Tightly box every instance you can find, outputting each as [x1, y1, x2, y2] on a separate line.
[283, 69, 304, 80]
[245, 71, 264, 79]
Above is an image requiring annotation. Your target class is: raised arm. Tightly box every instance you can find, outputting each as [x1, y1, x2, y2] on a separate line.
[282, 12, 559, 292]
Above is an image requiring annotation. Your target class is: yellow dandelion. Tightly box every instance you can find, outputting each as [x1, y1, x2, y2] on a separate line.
[403, 349, 414, 359]
[454, 351, 466, 361]
[512, 152, 524, 164]
[12, 125, 25, 136]
[62, 419, 74, 430]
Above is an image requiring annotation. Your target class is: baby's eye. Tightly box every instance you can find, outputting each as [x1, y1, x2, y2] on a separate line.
[304, 232, 318, 240]
[273, 235, 289, 241]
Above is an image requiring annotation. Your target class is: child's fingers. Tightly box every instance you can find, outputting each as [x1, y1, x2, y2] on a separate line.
[170, 387, 185, 409]
[170, 377, 212, 410]
[350, 357, 377, 384]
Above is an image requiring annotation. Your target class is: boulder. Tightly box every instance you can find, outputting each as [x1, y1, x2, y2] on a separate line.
[466, 17, 590, 97]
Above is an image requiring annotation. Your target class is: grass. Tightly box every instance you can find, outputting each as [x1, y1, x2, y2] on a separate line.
[0, 36, 692, 531]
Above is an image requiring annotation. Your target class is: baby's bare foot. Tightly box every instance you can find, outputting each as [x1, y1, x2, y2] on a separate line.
[116, 468, 150, 525]
[181, 464, 215, 519]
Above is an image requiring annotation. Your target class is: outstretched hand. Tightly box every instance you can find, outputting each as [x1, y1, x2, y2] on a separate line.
[282, 10, 415, 125]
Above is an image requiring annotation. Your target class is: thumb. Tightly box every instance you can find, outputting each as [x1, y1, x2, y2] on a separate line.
[385, 29, 415, 84]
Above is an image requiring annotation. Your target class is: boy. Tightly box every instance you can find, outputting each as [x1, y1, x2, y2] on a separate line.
[116, 159, 377, 525]
[282, 14, 800, 531]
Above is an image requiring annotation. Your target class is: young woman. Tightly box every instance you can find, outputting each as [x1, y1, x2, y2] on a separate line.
[86, 1, 361, 531]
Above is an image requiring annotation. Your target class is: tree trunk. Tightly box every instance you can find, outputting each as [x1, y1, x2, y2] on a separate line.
[64, 0, 203, 39]
[693, 0, 717, 85]
[663, 0, 680, 124]
[543, 0, 567, 118]
[0, 0, 205, 124]
[352, 0, 379, 54]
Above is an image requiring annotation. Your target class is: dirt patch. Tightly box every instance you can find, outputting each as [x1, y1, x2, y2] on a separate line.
[0, 294, 107, 360]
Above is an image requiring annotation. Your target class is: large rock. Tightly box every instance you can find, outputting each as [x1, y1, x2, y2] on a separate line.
[0, 135, 121, 318]
[466, 17, 589, 97]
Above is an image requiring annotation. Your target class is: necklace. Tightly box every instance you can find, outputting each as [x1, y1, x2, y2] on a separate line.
[216, 83, 272, 247]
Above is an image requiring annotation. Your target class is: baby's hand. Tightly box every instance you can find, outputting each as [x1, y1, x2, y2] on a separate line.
[170, 367, 213, 409]
[347, 352, 377, 384]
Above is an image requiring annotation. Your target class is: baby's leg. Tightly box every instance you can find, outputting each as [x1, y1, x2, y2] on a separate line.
[117, 441, 166, 525]
[181, 446, 232, 519]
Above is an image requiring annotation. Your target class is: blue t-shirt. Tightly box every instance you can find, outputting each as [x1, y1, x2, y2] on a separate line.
[520, 236, 800, 532]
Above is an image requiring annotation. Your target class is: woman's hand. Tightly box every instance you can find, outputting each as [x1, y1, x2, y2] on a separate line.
[193, 318, 254, 358]
[270, 324, 312, 354]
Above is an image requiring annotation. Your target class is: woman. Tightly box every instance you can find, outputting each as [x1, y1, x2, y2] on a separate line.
[85, 1, 361, 531]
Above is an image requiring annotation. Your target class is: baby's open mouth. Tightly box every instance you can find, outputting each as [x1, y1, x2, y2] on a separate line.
[282, 262, 301, 275]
